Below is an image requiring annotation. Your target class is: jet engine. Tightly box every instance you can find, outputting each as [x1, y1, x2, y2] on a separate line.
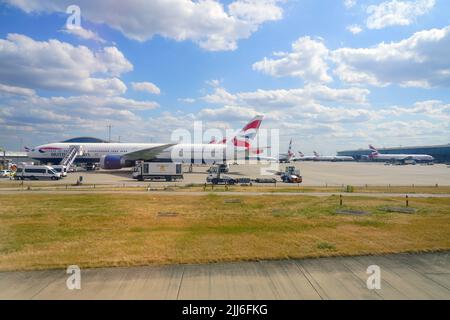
[99, 155, 130, 169]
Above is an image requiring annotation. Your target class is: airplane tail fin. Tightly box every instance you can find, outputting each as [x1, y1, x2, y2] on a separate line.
[287, 139, 294, 157]
[298, 151, 304, 158]
[232, 115, 264, 149]
[369, 145, 379, 155]
[313, 151, 320, 157]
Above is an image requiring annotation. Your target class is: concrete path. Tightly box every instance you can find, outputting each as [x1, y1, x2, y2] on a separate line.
[1, 252, 449, 300]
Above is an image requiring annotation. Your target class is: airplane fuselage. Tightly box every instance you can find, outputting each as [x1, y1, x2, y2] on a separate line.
[370, 153, 434, 162]
[313, 155, 354, 162]
[28, 142, 249, 165]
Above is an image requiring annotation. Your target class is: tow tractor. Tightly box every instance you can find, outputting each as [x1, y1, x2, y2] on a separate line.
[281, 166, 303, 183]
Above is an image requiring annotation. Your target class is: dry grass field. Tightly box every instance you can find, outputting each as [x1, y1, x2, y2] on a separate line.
[0, 193, 449, 271]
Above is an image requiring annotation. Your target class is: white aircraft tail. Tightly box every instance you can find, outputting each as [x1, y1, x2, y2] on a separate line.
[231, 115, 264, 149]
[369, 145, 379, 155]
[287, 139, 294, 158]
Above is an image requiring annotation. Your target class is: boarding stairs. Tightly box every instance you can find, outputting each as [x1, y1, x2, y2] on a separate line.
[60, 145, 83, 169]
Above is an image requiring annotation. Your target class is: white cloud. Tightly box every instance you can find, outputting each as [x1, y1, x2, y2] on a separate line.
[344, 0, 357, 9]
[131, 82, 161, 95]
[253, 36, 332, 83]
[0, 34, 132, 95]
[0, 83, 36, 96]
[206, 79, 222, 87]
[178, 98, 196, 104]
[332, 25, 450, 87]
[201, 84, 370, 108]
[366, 0, 435, 30]
[5, 0, 284, 51]
[199, 105, 260, 121]
[228, 0, 283, 24]
[380, 100, 450, 121]
[62, 26, 106, 43]
[366, 119, 447, 141]
[202, 87, 238, 105]
[347, 25, 363, 34]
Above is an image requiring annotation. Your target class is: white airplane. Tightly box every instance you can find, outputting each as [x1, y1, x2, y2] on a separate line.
[293, 151, 316, 161]
[313, 151, 354, 162]
[27, 116, 266, 169]
[278, 139, 295, 163]
[368, 145, 434, 163]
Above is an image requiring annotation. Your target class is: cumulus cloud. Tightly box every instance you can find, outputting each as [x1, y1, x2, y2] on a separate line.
[195, 83, 376, 132]
[5, 0, 284, 51]
[253, 36, 332, 83]
[0, 91, 161, 145]
[347, 25, 363, 34]
[0, 34, 132, 95]
[62, 26, 106, 43]
[332, 25, 450, 87]
[202, 87, 239, 105]
[0, 83, 36, 96]
[131, 82, 161, 95]
[201, 84, 370, 108]
[255, 24, 450, 88]
[380, 100, 450, 121]
[198, 105, 261, 121]
[366, 0, 435, 30]
[228, 0, 283, 24]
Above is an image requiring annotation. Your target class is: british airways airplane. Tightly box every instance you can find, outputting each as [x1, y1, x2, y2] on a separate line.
[26, 116, 266, 169]
[312, 151, 354, 162]
[368, 145, 434, 163]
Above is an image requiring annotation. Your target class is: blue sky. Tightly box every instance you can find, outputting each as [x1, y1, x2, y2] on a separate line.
[0, 0, 449, 153]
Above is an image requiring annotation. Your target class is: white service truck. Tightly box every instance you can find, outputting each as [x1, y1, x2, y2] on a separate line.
[132, 162, 184, 181]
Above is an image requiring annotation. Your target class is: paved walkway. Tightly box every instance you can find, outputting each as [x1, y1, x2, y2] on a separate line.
[1, 252, 449, 300]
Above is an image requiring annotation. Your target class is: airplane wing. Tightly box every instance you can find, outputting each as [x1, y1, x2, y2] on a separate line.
[123, 144, 176, 161]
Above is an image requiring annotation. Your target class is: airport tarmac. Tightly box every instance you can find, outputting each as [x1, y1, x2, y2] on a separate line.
[1, 162, 449, 187]
[1, 252, 449, 300]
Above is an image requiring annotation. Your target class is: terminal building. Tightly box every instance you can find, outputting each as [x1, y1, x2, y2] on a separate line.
[337, 144, 450, 163]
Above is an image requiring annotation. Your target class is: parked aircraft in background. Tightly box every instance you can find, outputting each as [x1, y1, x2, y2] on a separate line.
[27, 116, 266, 169]
[278, 139, 295, 163]
[368, 145, 434, 164]
[313, 151, 354, 162]
[293, 151, 316, 161]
